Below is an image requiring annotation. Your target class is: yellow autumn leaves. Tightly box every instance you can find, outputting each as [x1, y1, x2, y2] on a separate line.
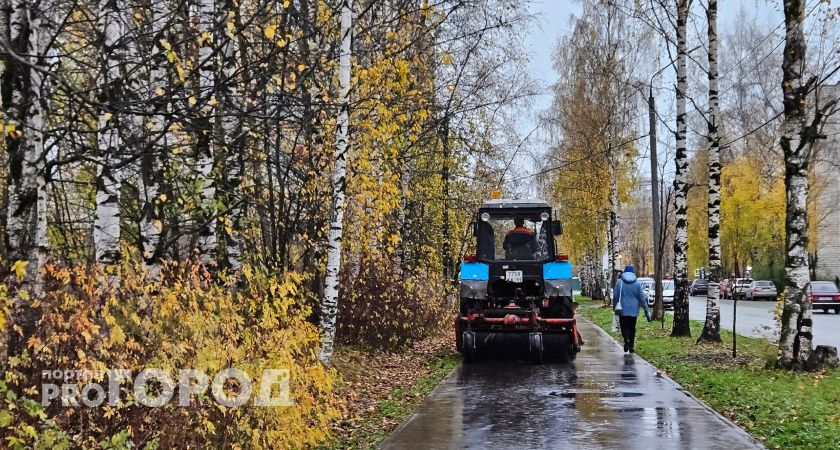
[686, 153, 786, 279]
[4, 260, 339, 448]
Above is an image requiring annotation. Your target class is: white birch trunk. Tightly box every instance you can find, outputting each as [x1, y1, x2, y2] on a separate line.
[4, 0, 51, 357]
[608, 142, 619, 293]
[778, 0, 814, 368]
[195, 0, 217, 265]
[319, 0, 353, 364]
[93, 0, 127, 266]
[218, 0, 243, 271]
[700, 0, 722, 342]
[139, 1, 170, 278]
[671, 0, 691, 337]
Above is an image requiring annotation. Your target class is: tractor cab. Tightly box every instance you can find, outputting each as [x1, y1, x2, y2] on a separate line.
[456, 198, 581, 363]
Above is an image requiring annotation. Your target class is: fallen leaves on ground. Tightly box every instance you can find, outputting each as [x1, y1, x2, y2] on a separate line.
[328, 332, 455, 447]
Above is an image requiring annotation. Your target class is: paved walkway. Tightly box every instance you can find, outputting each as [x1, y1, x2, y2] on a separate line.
[379, 319, 763, 450]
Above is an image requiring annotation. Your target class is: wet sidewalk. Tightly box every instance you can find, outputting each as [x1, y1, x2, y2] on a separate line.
[379, 319, 763, 450]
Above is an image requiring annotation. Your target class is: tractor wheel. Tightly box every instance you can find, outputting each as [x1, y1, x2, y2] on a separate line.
[529, 332, 544, 365]
[462, 331, 476, 363]
[555, 333, 574, 363]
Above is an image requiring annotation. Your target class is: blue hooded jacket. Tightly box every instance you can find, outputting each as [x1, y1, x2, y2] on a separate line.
[612, 272, 650, 318]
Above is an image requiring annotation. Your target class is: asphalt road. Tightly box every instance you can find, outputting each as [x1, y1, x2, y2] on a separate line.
[379, 319, 762, 450]
[688, 296, 840, 349]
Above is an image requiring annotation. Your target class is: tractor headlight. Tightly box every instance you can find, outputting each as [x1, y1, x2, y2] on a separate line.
[480, 212, 490, 222]
[540, 212, 549, 221]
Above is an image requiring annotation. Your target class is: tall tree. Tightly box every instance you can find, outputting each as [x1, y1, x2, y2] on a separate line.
[195, 0, 217, 266]
[139, 0, 170, 279]
[671, 0, 691, 337]
[93, 0, 128, 268]
[777, 0, 830, 369]
[699, 0, 721, 342]
[3, 0, 52, 357]
[216, 0, 245, 271]
[319, 0, 353, 364]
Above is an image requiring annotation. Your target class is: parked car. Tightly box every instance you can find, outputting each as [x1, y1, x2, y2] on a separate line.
[690, 279, 709, 296]
[638, 277, 655, 305]
[730, 278, 754, 300]
[661, 279, 675, 309]
[720, 279, 732, 299]
[745, 280, 777, 301]
[809, 281, 840, 314]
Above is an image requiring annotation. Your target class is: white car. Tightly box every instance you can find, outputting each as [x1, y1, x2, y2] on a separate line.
[661, 279, 675, 309]
[745, 280, 777, 301]
[730, 278, 754, 300]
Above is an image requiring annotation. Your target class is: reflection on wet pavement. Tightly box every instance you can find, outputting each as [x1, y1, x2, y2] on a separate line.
[379, 319, 763, 450]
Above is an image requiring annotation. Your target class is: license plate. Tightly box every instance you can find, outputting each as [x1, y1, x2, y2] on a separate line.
[506, 270, 523, 283]
[820, 297, 833, 301]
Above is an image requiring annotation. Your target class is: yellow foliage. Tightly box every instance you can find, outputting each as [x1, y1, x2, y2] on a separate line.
[719, 155, 785, 278]
[2, 260, 340, 449]
[11, 260, 28, 280]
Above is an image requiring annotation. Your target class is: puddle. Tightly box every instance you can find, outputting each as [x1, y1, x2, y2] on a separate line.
[549, 390, 643, 398]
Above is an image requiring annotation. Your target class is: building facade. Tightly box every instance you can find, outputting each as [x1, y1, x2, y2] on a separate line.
[814, 84, 840, 282]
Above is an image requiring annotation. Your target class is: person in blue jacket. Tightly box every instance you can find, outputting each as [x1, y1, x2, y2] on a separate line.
[612, 265, 651, 353]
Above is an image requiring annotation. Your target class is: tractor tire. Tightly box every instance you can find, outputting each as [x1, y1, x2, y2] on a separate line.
[529, 332, 544, 365]
[549, 332, 574, 363]
[462, 331, 476, 363]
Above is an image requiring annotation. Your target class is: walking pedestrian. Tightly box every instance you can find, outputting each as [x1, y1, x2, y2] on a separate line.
[612, 265, 651, 353]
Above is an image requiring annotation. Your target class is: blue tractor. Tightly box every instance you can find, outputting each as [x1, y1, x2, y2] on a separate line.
[456, 198, 582, 363]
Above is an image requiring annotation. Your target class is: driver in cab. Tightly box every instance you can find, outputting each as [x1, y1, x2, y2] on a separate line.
[503, 216, 536, 260]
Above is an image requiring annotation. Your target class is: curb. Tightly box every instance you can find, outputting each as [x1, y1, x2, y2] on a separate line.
[582, 317, 766, 449]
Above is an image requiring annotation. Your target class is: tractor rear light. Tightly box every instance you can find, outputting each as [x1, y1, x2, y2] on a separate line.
[463, 254, 476, 262]
[555, 254, 569, 262]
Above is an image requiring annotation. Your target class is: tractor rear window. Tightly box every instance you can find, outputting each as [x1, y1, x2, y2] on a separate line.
[476, 213, 550, 261]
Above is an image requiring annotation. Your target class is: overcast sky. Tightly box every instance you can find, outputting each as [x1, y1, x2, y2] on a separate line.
[523, 1, 783, 114]
[515, 0, 786, 195]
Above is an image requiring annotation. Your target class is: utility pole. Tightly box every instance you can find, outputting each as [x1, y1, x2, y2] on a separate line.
[649, 86, 665, 322]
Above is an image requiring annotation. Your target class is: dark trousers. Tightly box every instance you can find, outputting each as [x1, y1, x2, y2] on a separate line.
[619, 315, 638, 350]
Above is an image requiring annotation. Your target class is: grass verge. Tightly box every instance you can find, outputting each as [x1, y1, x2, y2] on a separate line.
[322, 337, 459, 450]
[577, 297, 840, 449]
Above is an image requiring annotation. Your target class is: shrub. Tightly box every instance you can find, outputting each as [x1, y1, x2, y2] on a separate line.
[337, 259, 451, 349]
[1, 260, 340, 449]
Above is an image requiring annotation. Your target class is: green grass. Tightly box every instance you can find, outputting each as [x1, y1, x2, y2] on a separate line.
[324, 351, 460, 450]
[576, 298, 840, 449]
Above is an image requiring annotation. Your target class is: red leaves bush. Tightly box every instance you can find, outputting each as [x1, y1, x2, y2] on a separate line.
[337, 260, 451, 349]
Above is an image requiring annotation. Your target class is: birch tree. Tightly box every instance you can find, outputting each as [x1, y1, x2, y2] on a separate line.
[139, 0, 171, 279]
[3, 0, 52, 357]
[217, 0, 245, 271]
[776, 0, 837, 369]
[93, 0, 128, 267]
[319, 0, 353, 364]
[195, 0, 217, 266]
[671, 0, 691, 337]
[699, 0, 721, 343]
[608, 141, 619, 292]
